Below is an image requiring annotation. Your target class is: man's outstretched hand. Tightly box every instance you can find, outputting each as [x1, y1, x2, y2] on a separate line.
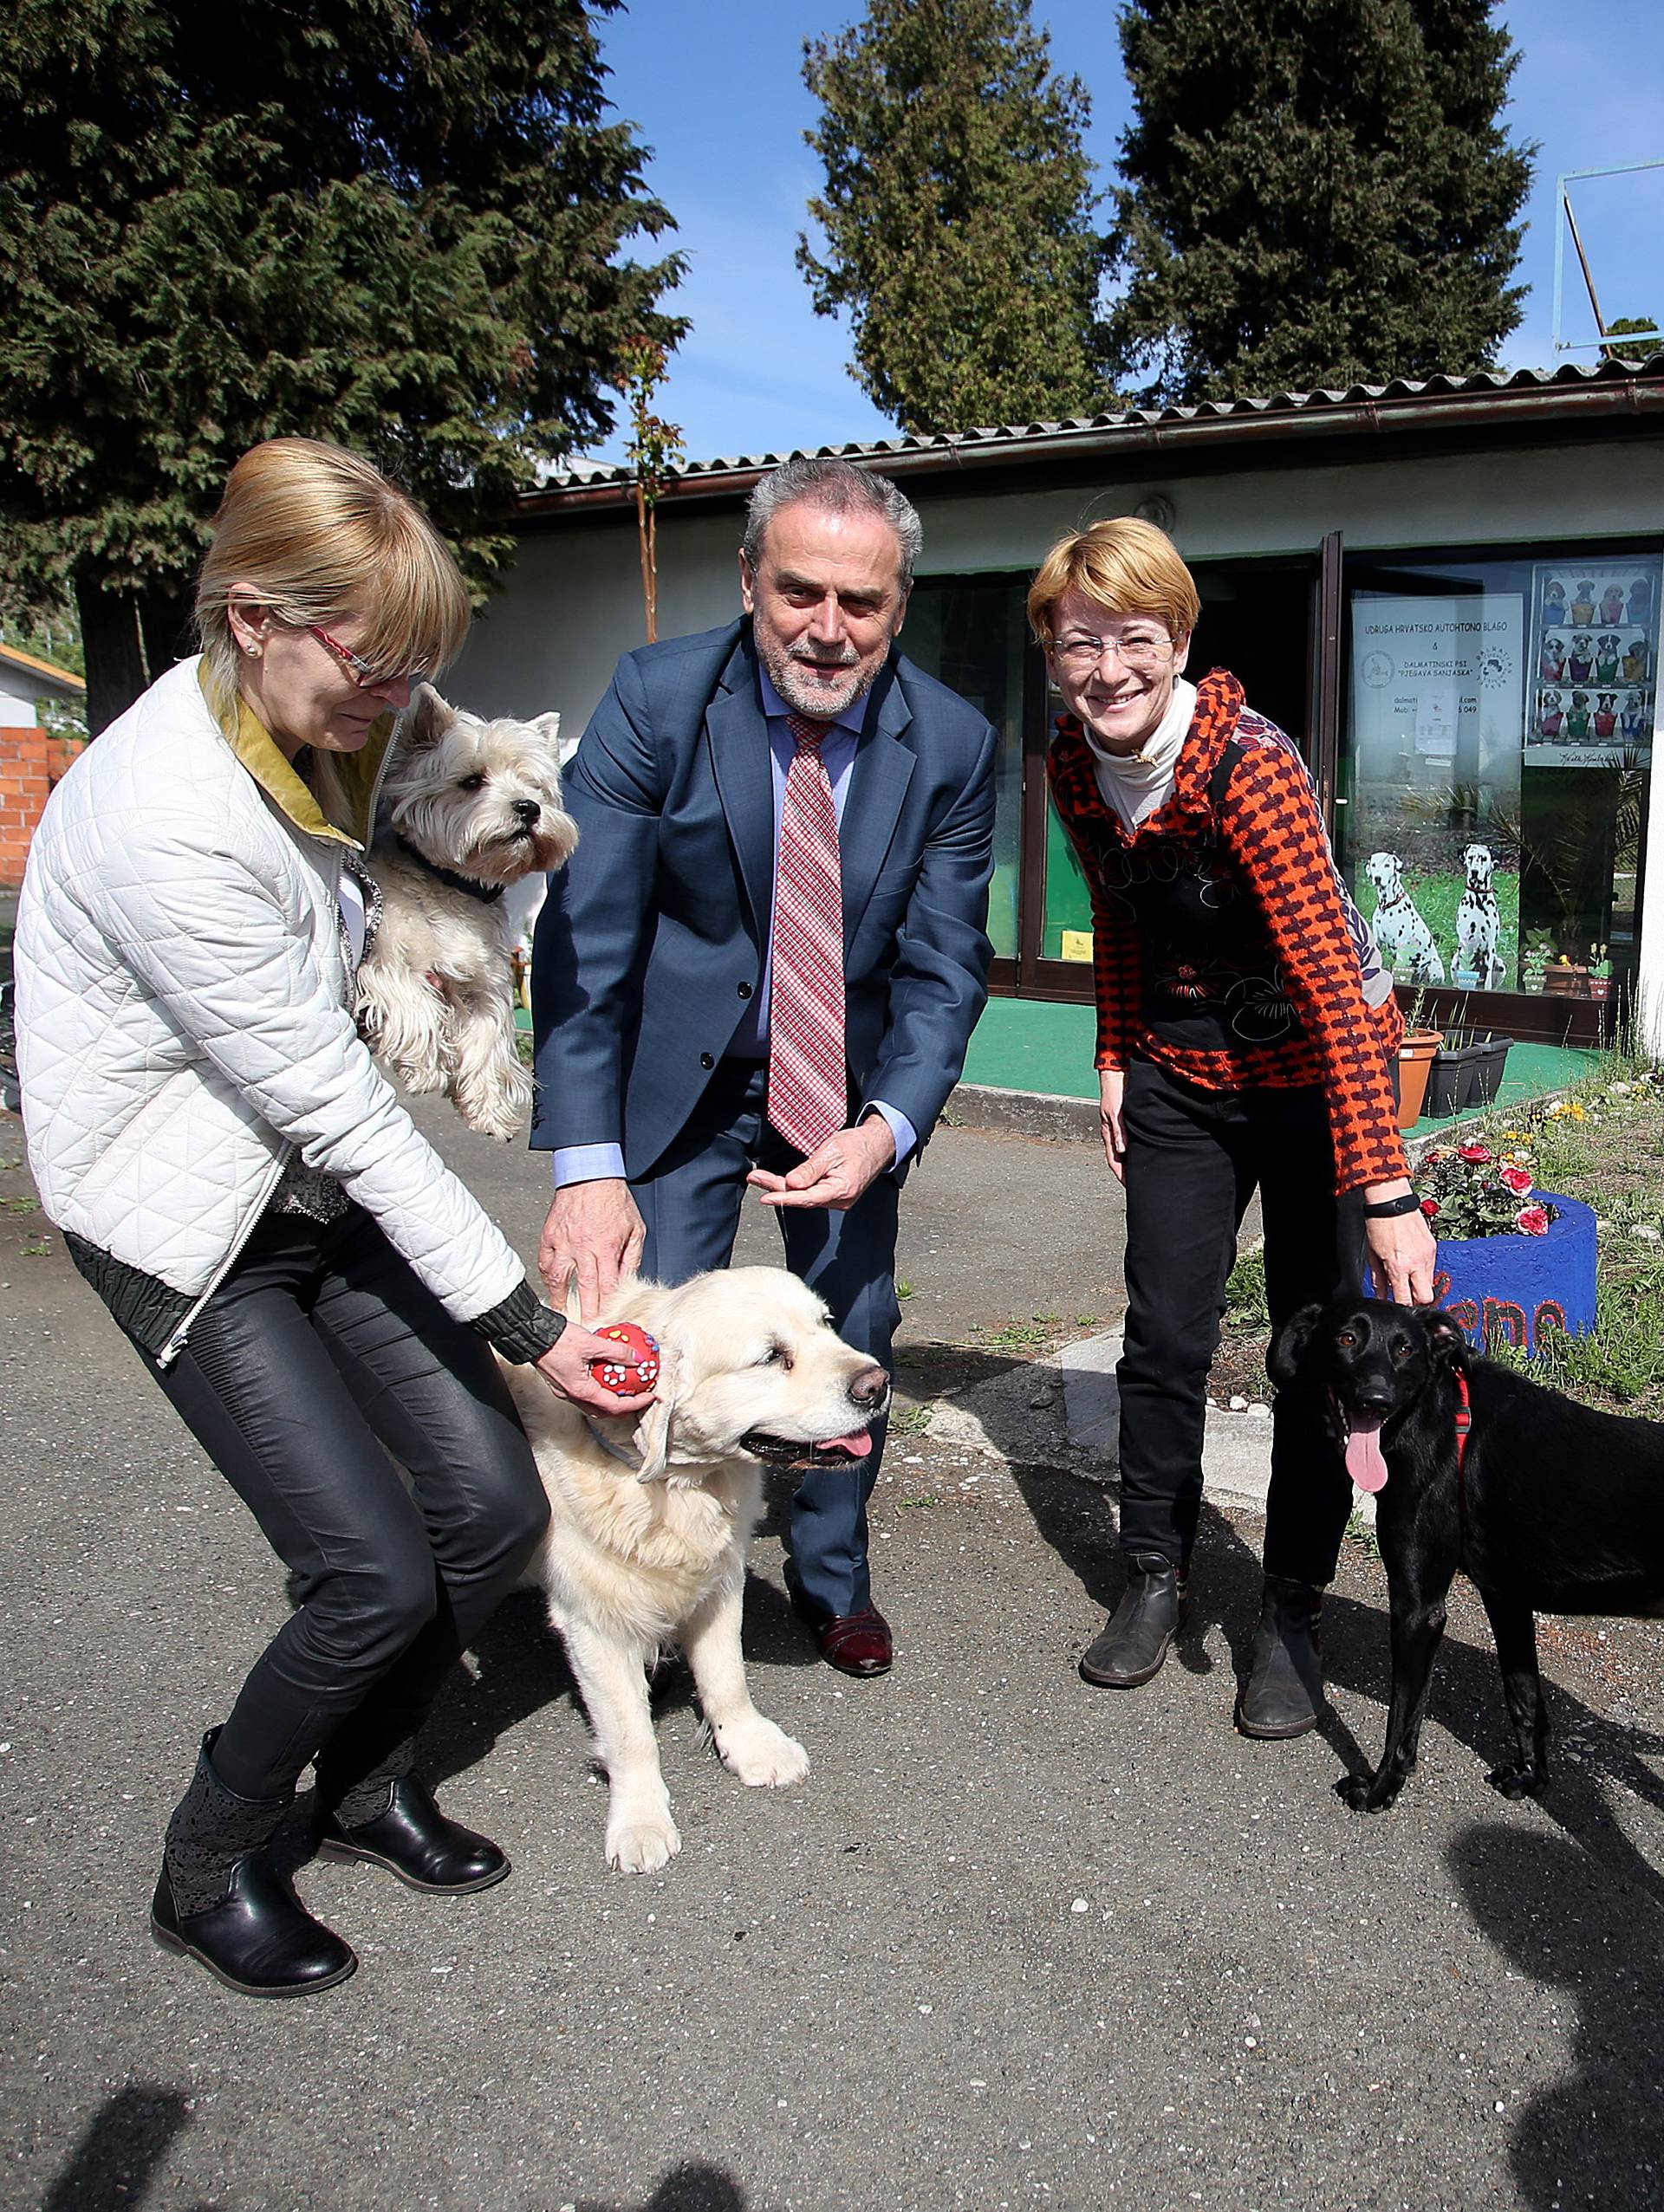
[746, 1117, 896, 1214]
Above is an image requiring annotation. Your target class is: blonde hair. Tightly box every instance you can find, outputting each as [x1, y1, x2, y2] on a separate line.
[1026, 517, 1200, 645]
[195, 438, 471, 719]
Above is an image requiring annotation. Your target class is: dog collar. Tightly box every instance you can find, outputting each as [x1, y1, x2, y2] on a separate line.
[1453, 1366, 1472, 1473]
[393, 834, 504, 905]
[582, 1414, 647, 1473]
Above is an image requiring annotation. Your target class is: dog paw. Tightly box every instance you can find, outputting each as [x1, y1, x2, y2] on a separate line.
[457, 1093, 529, 1141]
[1485, 1762, 1544, 1800]
[605, 1813, 682, 1873]
[1335, 1773, 1397, 1813]
[717, 1717, 810, 1788]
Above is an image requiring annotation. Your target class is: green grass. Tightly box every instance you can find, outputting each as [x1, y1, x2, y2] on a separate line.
[1224, 1245, 1268, 1332]
[1459, 1058, 1664, 1415]
[967, 1312, 1067, 1354]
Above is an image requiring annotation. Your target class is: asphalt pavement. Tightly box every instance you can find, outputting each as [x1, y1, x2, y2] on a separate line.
[4, 1093, 1664, 2211]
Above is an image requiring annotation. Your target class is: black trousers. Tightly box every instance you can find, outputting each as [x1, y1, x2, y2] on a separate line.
[1116, 1058, 1365, 1586]
[127, 1209, 549, 1801]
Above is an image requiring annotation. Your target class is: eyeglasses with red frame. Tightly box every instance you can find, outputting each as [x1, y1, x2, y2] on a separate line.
[307, 624, 427, 692]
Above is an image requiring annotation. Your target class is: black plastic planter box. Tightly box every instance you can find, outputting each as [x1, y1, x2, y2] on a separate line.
[1423, 1035, 1513, 1119]
[1466, 1035, 1512, 1108]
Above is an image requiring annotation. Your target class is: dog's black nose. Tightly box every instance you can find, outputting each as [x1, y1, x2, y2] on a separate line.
[849, 1365, 889, 1410]
[513, 799, 542, 826]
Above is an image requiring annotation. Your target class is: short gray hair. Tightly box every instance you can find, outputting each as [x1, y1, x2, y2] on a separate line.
[742, 457, 923, 591]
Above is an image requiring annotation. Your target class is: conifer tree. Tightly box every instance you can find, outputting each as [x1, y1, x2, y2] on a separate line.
[1108, 0, 1533, 404]
[0, 0, 685, 730]
[799, 0, 1108, 434]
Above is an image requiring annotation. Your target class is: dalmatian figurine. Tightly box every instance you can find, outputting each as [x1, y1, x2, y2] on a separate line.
[1366, 852, 1446, 984]
[1455, 843, 1506, 991]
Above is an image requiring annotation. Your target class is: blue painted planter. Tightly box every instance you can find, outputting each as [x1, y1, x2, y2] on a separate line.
[1368, 1192, 1597, 1358]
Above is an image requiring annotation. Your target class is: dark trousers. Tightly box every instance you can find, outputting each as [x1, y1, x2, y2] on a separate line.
[128, 1209, 549, 1801]
[631, 1060, 900, 1623]
[1117, 1058, 1365, 1586]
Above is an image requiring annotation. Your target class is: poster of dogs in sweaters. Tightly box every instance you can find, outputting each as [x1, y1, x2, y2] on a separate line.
[1525, 558, 1657, 769]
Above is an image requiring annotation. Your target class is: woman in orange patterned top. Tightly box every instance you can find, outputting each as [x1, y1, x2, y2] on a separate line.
[1032, 519, 1435, 1737]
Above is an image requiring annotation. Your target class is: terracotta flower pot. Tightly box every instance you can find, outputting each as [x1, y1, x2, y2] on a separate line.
[1544, 964, 1588, 996]
[1396, 1029, 1443, 1130]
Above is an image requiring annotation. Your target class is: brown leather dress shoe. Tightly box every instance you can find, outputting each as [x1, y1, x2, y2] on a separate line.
[816, 1605, 894, 1677]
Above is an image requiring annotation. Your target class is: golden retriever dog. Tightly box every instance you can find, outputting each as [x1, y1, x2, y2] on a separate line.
[503, 1267, 889, 1873]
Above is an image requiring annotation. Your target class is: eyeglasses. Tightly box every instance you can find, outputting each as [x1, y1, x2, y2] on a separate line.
[1052, 631, 1174, 673]
[308, 625, 426, 692]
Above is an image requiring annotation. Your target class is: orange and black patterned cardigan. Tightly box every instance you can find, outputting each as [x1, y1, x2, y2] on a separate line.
[1047, 667, 1407, 1196]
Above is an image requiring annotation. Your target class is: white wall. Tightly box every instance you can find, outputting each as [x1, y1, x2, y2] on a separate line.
[0, 682, 40, 728]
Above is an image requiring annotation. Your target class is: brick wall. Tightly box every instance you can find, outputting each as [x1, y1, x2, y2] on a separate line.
[2, 724, 85, 889]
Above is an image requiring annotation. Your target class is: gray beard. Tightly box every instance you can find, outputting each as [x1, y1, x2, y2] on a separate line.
[757, 635, 885, 723]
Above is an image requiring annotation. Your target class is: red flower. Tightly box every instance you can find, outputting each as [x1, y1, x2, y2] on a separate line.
[1420, 1197, 1440, 1218]
[1459, 1142, 1493, 1165]
[1516, 1205, 1550, 1236]
[1500, 1165, 1534, 1197]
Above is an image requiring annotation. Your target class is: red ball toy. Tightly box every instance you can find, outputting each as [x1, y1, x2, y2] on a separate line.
[588, 1322, 660, 1397]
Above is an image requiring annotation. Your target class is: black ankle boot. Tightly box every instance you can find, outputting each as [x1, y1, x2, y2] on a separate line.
[318, 1774, 509, 1894]
[1236, 1576, 1326, 1738]
[151, 1734, 357, 1998]
[1079, 1553, 1187, 1688]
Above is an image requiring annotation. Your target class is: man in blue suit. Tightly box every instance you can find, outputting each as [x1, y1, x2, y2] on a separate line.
[532, 457, 996, 1676]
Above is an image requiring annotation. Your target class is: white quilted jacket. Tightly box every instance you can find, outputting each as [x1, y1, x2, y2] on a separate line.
[16, 657, 525, 1359]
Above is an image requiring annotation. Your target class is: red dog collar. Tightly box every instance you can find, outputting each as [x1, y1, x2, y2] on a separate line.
[1453, 1367, 1472, 1473]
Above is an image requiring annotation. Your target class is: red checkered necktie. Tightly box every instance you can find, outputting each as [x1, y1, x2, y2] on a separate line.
[768, 714, 846, 1155]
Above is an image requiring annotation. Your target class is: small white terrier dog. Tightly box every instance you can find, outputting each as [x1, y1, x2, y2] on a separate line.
[356, 685, 578, 1138]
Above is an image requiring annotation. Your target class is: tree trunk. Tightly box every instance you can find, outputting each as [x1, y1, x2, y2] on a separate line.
[140, 582, 196, 681]
[74, 565, 148, 735]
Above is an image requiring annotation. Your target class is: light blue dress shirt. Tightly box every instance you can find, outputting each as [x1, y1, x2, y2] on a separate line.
[553, 665, 917, 1187]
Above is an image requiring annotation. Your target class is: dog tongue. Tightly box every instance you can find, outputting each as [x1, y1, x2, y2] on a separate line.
[816, 1430, 874, 1459]
[1345, 1416, 1388, 1494]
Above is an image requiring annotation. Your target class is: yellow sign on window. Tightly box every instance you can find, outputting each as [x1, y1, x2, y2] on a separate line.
[1060, 929, 1095, 963]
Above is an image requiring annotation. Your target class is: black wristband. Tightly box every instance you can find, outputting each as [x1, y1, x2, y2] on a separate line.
[1362, 1190, 1423, 1220]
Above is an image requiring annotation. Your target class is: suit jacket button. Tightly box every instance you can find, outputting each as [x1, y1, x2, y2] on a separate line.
[699, 1052, 715, 1069]
[738, 982, 753, 999]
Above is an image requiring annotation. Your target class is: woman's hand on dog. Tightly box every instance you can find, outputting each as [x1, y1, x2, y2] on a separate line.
[534, 1323, 657, 1417]
[540, 1179, 647, 1321]
[1362, 1180, 1438, 1305]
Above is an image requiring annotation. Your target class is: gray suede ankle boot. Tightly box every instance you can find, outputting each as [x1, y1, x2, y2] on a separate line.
[1079, 1553, 1188, 1688]
[1236, 1577, 1326, 1738]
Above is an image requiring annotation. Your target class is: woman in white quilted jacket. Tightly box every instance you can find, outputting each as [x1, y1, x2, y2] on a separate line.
[15, 438, 655, 2000]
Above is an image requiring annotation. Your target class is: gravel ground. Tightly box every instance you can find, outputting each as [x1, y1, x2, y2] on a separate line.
[4, 1099, 1664, 2212]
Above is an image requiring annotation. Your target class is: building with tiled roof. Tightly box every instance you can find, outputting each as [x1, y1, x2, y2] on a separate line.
[453, 353, 1664, 1045]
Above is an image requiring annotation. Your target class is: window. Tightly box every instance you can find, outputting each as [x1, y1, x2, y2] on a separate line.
[903, 578, 1026, 961]
[1342, 548, 1660, 1005]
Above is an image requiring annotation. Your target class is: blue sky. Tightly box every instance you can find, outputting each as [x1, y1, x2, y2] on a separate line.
[590, 0, 1664, 465]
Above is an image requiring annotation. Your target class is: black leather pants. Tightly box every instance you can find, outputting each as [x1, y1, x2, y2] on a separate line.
[126, 1207, 549, 1800]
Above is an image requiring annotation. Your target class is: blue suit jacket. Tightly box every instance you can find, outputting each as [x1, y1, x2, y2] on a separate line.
[531, 619, 997, 1181]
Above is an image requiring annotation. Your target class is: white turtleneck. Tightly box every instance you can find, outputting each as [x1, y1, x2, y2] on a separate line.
[1082, 676, 1199, 834]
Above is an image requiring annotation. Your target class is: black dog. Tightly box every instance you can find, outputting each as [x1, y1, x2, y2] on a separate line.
[1270, 1297, 1664, 1812]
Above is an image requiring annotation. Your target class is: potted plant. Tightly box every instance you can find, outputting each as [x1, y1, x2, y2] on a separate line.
[1423, 1028, 1484, 1119]
[1520, 929, 1553, 993]
[1396, 998, 1443, 1129]
[1588, 944, 1614, 1002]
[1368, 1137, 1597, 1359]
[1543, 953, 1589, 996]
